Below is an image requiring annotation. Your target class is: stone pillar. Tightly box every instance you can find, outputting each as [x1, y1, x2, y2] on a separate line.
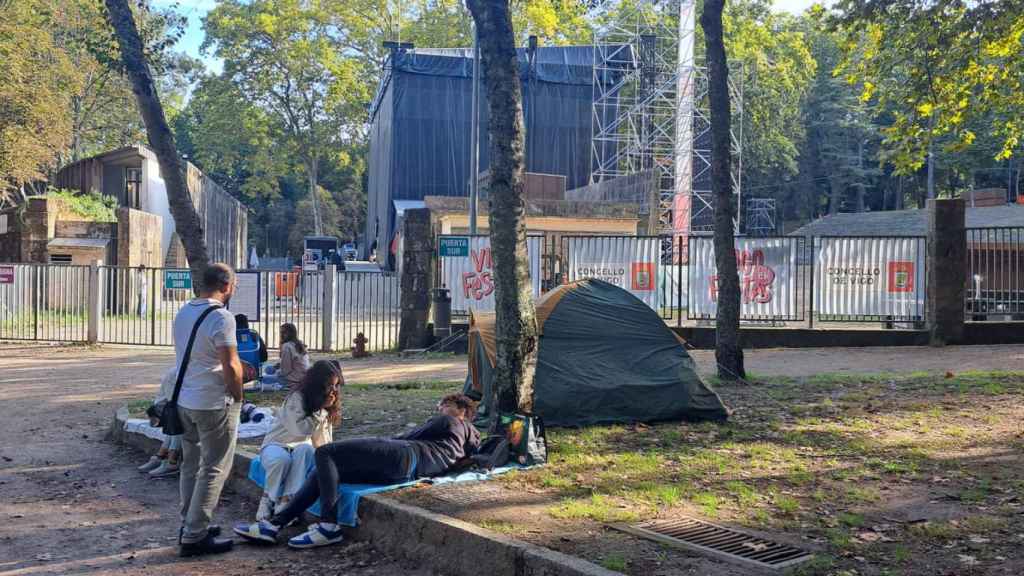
[398, 209, 433, 350]
[322, 263, 337, 351]
[926, 199, 966, 346]
[87, 259, 104, 344]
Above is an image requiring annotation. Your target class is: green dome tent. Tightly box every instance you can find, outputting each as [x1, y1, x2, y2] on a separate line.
[464, 279, 729, 427]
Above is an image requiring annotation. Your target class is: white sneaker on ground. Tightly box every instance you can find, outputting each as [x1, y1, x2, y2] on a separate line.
[137, 456, 161, 472]
[287, 523, 345, 549]
[256, 496, 274, 521]
[148, 460, 179, 478]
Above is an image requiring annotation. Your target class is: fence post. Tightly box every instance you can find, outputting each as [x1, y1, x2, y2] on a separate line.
[87, 259, 103, 344]
[322, 264, 337, 351]
[926, 199, 966, 345]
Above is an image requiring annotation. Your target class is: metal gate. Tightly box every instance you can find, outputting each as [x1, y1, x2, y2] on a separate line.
[0, 263, 90, 342]
[966, 227, 1024, 320]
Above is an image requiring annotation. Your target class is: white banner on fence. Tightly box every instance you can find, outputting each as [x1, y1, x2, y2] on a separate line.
[228, 271, 261, 322]
[814, 237, 926, 320]
[439, 235, 542, 314]
[688, 237, 799, 319]
[563, 236, 662, 310]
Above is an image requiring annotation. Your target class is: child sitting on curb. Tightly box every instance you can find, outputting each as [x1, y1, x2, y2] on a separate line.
[137, 367, 182, 478]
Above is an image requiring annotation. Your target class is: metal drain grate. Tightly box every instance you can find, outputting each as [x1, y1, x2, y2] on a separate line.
[614, 517, 813, 572]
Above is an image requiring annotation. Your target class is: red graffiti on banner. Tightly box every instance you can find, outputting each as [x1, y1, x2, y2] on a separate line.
[462, 248, 495, 301]
[709, 249, 777, 304]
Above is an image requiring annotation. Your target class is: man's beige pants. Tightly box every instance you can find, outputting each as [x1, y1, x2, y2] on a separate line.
[178, 402, 241, 544]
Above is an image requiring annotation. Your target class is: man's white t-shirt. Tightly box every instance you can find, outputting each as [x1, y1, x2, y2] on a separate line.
[172, 299, 237, 410]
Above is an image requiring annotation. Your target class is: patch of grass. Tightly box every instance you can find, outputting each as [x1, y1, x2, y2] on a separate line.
[908, 521, 956, 541]
[478, 519, 521, 535]
[892, 544, 911, 563]
[825, 527, 854, 550]
[837, 512, 864, 528]
[633, 483, 684, 507]
[538, 472, 575, 490]
[791, 555, 835, 576]
[847, 486, 881, 504]
[961, 514, 1009, 533]
[549, 495, 642, 523]
[960, 484, 991, 503]
[600, 553, 628, 572]
[774, 494, 801, 515]
[124, 398, 152, 417]
[725, 481, 759, 506]
[693, 492, 721, 517]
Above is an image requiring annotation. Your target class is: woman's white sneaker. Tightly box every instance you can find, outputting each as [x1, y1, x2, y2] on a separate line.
[233, 520, 280, 544]
[287, 523, 344, 549]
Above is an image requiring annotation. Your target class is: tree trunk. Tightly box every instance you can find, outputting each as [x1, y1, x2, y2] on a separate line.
[104, 0, 209, 289]
[466, 0, 538, 418]
[701, 0, 745, 380]
[308, 156, 322, 236]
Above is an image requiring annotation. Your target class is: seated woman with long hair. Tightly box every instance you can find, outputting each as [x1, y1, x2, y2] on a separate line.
[256, 360, 342, 521]
[264, 323, 310, 390]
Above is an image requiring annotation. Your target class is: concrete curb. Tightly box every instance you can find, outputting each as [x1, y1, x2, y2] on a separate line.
[109, 409, 621, 576]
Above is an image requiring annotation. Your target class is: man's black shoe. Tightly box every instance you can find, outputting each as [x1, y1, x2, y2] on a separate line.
[179, 532, 234, 557]
[178, 525, 222, 545]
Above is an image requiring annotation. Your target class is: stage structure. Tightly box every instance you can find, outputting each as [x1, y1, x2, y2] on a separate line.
[744, 197, 778, 236]
[590, 0, 743, 257]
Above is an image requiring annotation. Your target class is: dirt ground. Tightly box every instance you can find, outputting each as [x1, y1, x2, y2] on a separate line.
[2, 342, 1024, 576]
[0, 343, 435, 576]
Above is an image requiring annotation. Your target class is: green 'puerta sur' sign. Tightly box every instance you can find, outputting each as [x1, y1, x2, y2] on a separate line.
[439, 236, 470, 257]
[164, 270, 192, 290]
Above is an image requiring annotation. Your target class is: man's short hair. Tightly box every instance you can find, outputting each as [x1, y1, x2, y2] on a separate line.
[440, 393, 478, 418]
[202, 263, 235, 292]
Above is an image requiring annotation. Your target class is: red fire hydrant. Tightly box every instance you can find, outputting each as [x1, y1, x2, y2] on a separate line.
[352, 332, 370, 358]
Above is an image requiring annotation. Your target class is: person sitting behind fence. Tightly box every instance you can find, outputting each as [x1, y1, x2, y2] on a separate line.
[256, 360, 342, 521]
[137, 367, 182, 478]
[263, 323, 309, 390]
[235, 314, 268, 383]
[235, 393, 480, 549]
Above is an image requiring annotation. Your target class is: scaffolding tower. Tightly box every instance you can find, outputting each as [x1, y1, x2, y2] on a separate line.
[590, 0, 742, 242]
[744, 197, 777, 236]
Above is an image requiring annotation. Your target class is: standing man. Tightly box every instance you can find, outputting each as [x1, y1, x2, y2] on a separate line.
[137, 265, 148, 317]
[174, 263, 243, 556]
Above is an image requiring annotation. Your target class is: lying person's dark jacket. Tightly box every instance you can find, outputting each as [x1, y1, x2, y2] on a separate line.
[395, 415, 481, 477]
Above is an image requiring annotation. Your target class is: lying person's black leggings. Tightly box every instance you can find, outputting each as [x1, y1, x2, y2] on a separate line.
[268, 438, 417, 526]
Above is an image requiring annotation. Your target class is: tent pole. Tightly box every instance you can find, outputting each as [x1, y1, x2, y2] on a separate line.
[469, 27, 481, 235]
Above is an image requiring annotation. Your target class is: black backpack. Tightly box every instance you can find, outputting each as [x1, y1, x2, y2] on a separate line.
[470, 435, 510, 471]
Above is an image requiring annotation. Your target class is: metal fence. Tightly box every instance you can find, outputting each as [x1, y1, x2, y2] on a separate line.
[1, 263, 400, 353]
[812, 236, 927, 324]
[687, 236, 807, 322]
[0, 263, 90, 342]
[560, 235, 668, 315]
[333, 271, 401, 352]
[966, 227, 1024, 320]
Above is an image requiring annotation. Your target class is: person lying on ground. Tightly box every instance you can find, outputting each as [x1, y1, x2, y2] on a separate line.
[234, 393, 480, 549]
[256, 360, 342, 521]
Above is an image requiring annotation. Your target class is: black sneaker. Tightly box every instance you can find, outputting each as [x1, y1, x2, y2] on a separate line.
[179, 532, 233, 557]
[178, 525, 221, 545]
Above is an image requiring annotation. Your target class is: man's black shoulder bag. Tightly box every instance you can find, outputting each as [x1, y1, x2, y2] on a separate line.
[161, 304, 222, 436]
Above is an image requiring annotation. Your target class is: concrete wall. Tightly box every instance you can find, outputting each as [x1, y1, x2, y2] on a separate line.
[116, 208, 163, 269]
[0, 208, 23, 262]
